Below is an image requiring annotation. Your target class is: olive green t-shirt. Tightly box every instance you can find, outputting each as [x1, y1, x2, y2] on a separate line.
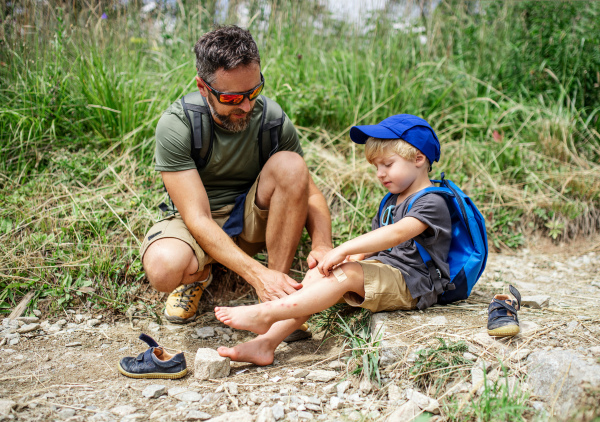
[155, 96, 303, 211]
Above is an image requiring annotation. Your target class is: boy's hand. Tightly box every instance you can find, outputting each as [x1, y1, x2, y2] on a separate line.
[345, 254, 365, 262]
[307, 245, 333, 269]
[317, 248, 347, 276]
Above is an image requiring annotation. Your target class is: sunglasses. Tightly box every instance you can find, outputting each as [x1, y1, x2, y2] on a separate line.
[202, 73, 265, 106]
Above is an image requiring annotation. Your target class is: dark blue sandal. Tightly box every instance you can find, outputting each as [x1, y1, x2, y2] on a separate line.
[118, 333, 187, 379]
[487, 285, 521, 337]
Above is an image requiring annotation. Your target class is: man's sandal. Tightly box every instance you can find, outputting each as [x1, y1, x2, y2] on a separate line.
[487, 285, 521, 337]
[118, 333, 187, 379]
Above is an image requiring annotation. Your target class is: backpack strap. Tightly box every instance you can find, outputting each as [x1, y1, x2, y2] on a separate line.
[377, 192, 393, 222]
[406, 188, 456, 296]
[181, 91, 213, 169]
[258, 95, 285, 167]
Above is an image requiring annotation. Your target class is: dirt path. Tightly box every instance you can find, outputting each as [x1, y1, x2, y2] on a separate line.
[1, 243, 599, 421]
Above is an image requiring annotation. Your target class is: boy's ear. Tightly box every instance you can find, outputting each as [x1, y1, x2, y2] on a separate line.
[414, 152, 428, 168]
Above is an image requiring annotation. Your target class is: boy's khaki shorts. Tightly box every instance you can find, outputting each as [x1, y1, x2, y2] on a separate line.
[140, 177, 268, 273]
[343, 260, 418, 312]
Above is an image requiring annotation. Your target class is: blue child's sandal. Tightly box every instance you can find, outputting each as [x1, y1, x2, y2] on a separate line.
[118, 333, 187, 379]
[487, 285, 521, 337]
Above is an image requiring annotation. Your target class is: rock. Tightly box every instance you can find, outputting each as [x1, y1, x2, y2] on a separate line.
[329, 396, 341, 410]
[336, 380, 352, 397]
[58, 408, 77, 419]
[56, 319, 67, 327]
[142, 384, 166, 399]
[223, 382, 238, 395]
[291, 368, 309, 378]
[196, 327, 215, 339]
[328, 360, 344, 370]
[405, 388, 439, 414]
[446, 382, 471, 396]
[306, 370, 336, 383]
[519, 320, 540, 335]
[297, 411, 313, 420]
[388, 384, 403, 403]
[0, 399, 16, 416]
[428, 316, 447, 326]
[168, 386, 188, 397]
[272, 403, 285, 420]
[589, 346, 600, 356]
[87, 319, 101, 327]
[89, 411, 116, 421]
[527, 349, 600, 420]
[510, 348, 531, 362]
[176, 391, 202, 402]
[33, 310, 42, 317]
[359, 378, 372, 394]
[463, 352, 477, 361]
[205, 410, 253, 422]
[17, 316, 39, 323]
[65, 341, 82, 347]
[471, 358, 488, 387]
[566, 321, 579, 331]
[185, 410, 212, 421]
[256, 407, 275, 422]
[111, 405, 137, 416]
[194, 348, 230, 380]
[521, 295, 550, 309]
[387, 400, 421, 421]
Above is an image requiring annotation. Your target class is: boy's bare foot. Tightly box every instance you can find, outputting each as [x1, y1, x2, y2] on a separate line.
[217, 337, 275, 366]
[214, 305, 273, 334]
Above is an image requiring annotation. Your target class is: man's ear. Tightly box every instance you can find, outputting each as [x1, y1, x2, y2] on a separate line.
[196, 76, 208, 97]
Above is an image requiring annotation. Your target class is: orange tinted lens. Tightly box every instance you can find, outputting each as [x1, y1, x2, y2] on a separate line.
[219, 94, 244, 105]
[248, 84, 264, 100]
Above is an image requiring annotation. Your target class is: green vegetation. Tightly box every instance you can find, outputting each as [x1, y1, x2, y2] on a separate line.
[1, 0, 599, 314]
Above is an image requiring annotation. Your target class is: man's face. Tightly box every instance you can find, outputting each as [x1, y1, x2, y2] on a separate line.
[196, 62, 261, 133]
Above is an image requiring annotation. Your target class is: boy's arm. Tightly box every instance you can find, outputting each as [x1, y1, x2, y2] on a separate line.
[317, 217, 429, 276]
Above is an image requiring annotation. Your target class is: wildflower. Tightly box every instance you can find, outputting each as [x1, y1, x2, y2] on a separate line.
[101, 13, 107, 19]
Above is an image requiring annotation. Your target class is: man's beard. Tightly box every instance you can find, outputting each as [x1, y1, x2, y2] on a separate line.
[207, 95, 253, 133]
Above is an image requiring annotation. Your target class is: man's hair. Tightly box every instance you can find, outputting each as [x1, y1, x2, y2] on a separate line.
[365, 137, 429, 167]
[194, 25, 261, 84]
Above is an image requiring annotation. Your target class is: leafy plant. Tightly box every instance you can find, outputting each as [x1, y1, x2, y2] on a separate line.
[337, 314, 382, 386]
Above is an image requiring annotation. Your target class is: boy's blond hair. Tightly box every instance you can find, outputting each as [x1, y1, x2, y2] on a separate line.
[365, 137, 428, 166]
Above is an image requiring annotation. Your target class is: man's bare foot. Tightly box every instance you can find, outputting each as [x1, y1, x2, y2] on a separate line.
[217, 337, 275, 366]
[214, 304, 273, 334]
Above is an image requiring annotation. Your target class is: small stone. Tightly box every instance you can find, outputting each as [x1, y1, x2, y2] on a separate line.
[184, 410, 212, 421]
[0, 399, 16, 416]
[224, 382, 239, 395]
[269, 376, 281, 383]
[521, 295, 550, 309]
[510, 348, 531, 362]
[87, 319, 101, 327]
[75, 314, 84, 323]
[142, 384, 166, 399]
[111, 405, 137, 416]
[428, 316, 448, 326]
[359, 378, 372, 393]
[16, 323, 40, 334]
[387, 400, 421, 421]
[291, 368, 309, 378]
[58, 408, 76, 419]
[8, 336, 19, 346]
[176, 391, 202, 402]
[33, 310, 42, 317]
[207, 410, 253, 422]
[271, 403, 285, 421]
[589, 346, 600, 355]
[17, 316, 39, 324]
[463, 352, 477, 361]
[194, 348, 230, 380]
[336, 380, 351, 397]
[148, 322, 160, 332]
[66, 342, 82, 347]
[256, 407, 275, 422]
[195, 327, 215, 339]
[519, 320, 540, 335]
[566, 321, 579, 331]
[405, 388, 439, 413]
[329, 396, 340, 410]
[306, 370, 336, 383]
[297, 411, 313, 420]
[328, 360, 344, 370]
[56, 319, 67, 327]
[222, 334, 231, 341]
[388, 384, 403, 403]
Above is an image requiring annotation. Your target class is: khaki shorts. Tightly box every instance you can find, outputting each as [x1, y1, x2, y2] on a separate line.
[140, 177, 268, 273]
[343, 260, 418, 312]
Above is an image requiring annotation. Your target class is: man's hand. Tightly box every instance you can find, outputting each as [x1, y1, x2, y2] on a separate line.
[307, 245, 333, 269]
[345, 253, 366, 262]
[255, 269, 303, 302]
[317, 247, 347, 277]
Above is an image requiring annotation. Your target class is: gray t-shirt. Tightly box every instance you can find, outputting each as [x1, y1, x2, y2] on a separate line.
[370, 192, 452, 309]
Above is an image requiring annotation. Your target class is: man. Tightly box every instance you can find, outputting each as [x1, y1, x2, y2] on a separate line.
[140, 26, 332, 341]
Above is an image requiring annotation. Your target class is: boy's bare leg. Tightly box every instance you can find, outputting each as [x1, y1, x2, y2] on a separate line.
[217, 316, 308, 366]
[215, 263, 365, 334]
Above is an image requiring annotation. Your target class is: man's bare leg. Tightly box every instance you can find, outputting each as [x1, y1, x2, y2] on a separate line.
[217, 316, 308, 366]
[143, 237, 210, 293]
[215, 264, 365, 334]
[256, 152, 309, 274]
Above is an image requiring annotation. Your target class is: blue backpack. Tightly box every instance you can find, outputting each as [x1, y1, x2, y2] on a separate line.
[377, 173, 488, 305]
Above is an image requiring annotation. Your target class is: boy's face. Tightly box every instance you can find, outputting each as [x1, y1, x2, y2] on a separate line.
[372, 152, 424, 195]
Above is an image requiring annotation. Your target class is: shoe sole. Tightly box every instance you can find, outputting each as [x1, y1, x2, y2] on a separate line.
[488, 325, 520, 337]
[118, 362, 188, 379]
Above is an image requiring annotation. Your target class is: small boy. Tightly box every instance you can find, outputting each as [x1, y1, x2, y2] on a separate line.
[215, 115, 451, 366]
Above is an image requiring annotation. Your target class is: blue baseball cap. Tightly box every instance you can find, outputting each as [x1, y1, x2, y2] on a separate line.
[350, 114, 440, 164]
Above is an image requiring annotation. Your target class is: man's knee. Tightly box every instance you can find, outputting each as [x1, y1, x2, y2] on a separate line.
[143, 240, 192, 293]
[264, 152, 309, 189]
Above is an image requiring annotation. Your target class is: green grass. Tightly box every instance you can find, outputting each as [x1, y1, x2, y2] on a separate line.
[1, 0, 599, 316]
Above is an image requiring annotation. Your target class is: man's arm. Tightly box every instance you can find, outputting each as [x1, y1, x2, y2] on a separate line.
[162, 169, 301, 299]
[305, 175, 333, 268]
[317, 217, 428, 276]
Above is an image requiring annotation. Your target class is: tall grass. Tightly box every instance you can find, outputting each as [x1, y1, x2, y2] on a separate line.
[1, 0, 599, 313]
